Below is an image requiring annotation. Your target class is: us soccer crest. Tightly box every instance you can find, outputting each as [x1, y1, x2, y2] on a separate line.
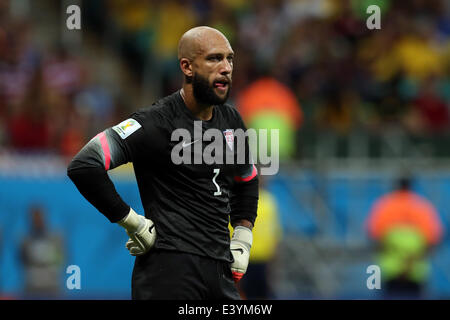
[223, 129, 234, 151]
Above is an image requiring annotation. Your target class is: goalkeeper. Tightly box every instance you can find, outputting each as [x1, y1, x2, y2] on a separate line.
[67, 26, 258, 300]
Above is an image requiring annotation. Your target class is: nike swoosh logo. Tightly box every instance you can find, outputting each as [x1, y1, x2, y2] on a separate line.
[182, 140, 199, 148]
[231, 248, 244, 254]
[149, 224, 155, 233]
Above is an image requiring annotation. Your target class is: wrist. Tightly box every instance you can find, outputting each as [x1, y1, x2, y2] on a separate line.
[231, 226, 253, 251]
[232, 219, 254, 230]
[118, 208, 144, 232]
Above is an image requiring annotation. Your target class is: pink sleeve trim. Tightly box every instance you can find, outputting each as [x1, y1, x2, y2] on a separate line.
[96, 132, 111, 170]
[234, 164, 257, 182]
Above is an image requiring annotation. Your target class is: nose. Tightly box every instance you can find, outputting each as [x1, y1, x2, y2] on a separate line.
[220, 59, 232, 75]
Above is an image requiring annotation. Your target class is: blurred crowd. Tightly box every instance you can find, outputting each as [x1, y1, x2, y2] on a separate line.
[1, 0, 450, 158]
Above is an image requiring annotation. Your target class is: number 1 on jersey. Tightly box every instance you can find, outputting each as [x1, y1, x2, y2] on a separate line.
[212, 168, 222, 196]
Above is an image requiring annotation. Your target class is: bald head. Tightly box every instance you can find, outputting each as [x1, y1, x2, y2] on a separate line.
[178, 26, 234, 107]
[178, 26, 231, 61]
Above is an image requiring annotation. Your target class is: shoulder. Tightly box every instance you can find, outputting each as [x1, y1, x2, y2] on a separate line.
[131, 92, 181, 127]
[111, 93, 179, 141]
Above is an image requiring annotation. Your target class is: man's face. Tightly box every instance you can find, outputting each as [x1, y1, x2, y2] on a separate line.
[191, 36, 234, 105]
[192, 71, 231, 106]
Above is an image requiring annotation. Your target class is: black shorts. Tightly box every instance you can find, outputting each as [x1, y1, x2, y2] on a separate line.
[131, 249, 241, 300]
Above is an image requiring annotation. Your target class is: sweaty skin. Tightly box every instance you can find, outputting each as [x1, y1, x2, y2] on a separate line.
[177, 26, 230, 66]
[178, 26, 234, 121]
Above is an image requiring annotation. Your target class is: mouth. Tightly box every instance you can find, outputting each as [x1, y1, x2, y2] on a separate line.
[213, 79, 230, 91]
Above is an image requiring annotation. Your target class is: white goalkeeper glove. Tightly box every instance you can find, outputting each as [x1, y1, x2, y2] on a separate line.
[230, 226, 253, 282]
[118, 208, 156, 256]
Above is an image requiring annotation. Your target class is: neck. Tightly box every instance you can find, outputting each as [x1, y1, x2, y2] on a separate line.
[180, 86, 214, 121]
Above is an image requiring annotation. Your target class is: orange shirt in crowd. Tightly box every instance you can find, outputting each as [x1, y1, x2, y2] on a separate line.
[366, 190, 443, 246]
[236, 77, 303, 129]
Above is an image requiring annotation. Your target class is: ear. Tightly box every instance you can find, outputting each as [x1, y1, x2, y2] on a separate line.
[180, 58, 193, 78]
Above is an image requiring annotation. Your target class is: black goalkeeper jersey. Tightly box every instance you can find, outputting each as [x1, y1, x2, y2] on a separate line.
[68, 90, 258, 262]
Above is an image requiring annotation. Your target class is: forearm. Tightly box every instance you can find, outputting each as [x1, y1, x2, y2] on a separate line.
[67, 165, 130, 223]
[67, 129, 131, 223]
[230, 175, 259, 227]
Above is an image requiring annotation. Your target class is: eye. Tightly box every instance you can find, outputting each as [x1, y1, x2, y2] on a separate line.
[208, 56, 220, 61]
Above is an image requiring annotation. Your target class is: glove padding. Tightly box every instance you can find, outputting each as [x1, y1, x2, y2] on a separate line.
[230, 226, 253, 282]
[118, 208, 156, 256]
[125, 218, 156, 256]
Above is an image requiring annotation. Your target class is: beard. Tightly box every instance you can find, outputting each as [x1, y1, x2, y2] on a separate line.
[192, 72, 231, 106]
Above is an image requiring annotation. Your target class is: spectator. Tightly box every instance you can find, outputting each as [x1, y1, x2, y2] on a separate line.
[236, 77, 303, 159]
[20, 205, 65, 299]
[413, 77, 449, 133]
[1, 0, 450, 156]
[366, 176, 444, 299]
[8, 68, 50, 151]
[42, 45, 84, 97]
